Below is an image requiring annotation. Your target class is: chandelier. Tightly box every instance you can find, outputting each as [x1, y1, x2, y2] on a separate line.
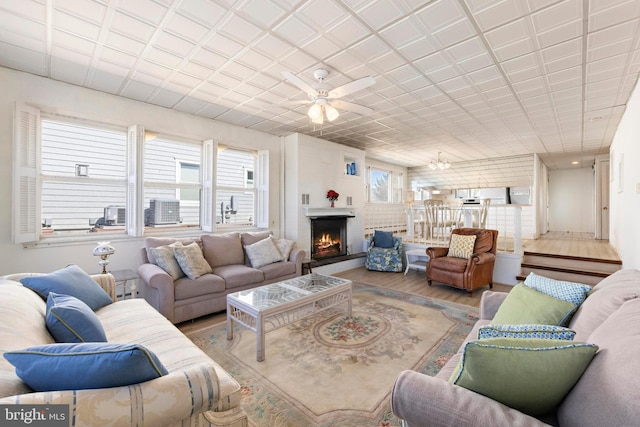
[428, 152, 451, 170]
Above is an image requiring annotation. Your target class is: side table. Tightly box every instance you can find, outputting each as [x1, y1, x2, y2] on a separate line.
[302, 259, 313, 274]
[405, 249, 429, 275]
[109, 269, 138, 300]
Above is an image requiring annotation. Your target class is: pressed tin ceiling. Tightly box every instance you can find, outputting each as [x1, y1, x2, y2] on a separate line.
[0, 0, 638, 176]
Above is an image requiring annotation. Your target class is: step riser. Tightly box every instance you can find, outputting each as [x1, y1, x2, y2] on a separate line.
[520, 267, 604, 286]
[522, 255, 621, 274]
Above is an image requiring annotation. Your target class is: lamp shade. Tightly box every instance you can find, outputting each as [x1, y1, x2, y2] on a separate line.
[325, 104, 339, 121]
[308, 103, 322, 120]
[93, 242, 115, 256]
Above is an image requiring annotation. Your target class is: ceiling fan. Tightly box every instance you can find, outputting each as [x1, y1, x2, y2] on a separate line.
[281, 68, 375, 125]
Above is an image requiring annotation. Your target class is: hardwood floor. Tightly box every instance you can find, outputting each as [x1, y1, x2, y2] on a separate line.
[522, 231, 620, 261]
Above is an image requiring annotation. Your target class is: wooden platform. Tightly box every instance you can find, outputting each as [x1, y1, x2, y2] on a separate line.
[519, 232, 622, 285]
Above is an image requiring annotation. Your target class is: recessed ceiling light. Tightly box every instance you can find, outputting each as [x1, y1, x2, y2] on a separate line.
[571, 161, 579, 165]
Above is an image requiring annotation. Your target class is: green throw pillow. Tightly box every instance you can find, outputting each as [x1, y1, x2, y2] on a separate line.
[492, 284, 576, 326]
[449, 338, 598, 416]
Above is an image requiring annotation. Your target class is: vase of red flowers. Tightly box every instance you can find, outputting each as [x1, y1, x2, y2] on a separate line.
[326, 189, 339, 208]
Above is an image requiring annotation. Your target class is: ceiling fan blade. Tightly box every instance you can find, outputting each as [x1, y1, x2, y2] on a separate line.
[328, 76, 376, 99]
[281, 99, 312, 106]
[281, 71, 317, 98]
[330, 100, 373, 116]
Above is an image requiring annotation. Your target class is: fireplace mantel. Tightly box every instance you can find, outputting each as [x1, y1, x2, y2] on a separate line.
[304, 207, 355, 218]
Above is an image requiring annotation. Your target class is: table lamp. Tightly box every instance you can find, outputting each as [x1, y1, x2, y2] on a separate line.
[93, 242, 115, 274]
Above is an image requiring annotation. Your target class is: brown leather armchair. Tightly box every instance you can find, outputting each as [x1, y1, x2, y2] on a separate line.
[426, 228, 499, 296]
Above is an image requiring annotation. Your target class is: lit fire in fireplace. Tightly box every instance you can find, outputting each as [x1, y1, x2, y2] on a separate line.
[313, 233, 342, 258]
[316, 233, 339, 249]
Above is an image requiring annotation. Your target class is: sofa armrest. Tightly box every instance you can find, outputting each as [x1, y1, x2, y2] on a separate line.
[470, 252, 495, 265]
[479, 291, 509, 320]
[0, 361, 227, 427]
[289, 248, 307, 276]
[137, 263, 176, 322]
[427, 246, 449, 258]
[391, 370, 550, 427]
[90, 273, 117, 302]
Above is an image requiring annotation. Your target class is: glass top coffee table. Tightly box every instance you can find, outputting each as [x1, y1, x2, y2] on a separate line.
[226, 273, 352, 362]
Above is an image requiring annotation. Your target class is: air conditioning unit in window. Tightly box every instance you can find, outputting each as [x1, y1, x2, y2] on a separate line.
[148, 199, 180, 225]
[104, 206, 125, 226]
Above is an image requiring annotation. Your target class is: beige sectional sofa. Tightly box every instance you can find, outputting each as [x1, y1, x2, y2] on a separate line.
[391, 268, 640, 427]
[138, 231, 306, 323]
[0, 273, 247, 427]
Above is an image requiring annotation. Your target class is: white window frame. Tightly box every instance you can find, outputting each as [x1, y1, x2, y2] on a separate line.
[12, 104, 269, 244]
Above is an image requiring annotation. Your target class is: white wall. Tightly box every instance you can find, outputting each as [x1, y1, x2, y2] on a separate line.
[548, 168, 595, 233]
[284, 133, 366, 256]
[0, 67, 282, 275]
[610, 78, 640, 269]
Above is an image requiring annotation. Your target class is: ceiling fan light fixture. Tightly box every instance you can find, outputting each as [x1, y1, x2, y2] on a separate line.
[325, 104, 339, 121]
[308, 103, 322, 120]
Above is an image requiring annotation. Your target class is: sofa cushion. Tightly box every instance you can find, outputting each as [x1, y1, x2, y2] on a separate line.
[4, 342, 168, 392]
[373, 230, 394, 248]
[241, 231, 273, 265]
[260, 260, 296, 281]
[144, 236, 199, 265]
[174, 242, 213, 280]
[569, 269, 640, 341]
[272, 237, 295, 260]
[492, 284, 576, 326]
[524, 272, 591, 307]
[148, 243, 185, 280]
[212, 264, 264, 289]
[447, 234, 476, 259]
[478, 324, 575, 341]
[429, 256, 467, 273]
[174, 274, 226, 301]
[558, 297, 640, 427]
[244, 237, 283, 268]
[201, 233, 244, 268]
[449, 338, 598, 417]
[20, 265, 113, 311]
[46, 292, 107, 343]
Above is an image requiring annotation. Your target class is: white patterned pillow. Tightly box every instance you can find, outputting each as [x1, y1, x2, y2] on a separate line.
[148, 243, 184, 280]
[173, 242, 212, 280]
[245, 237, 283, 268]
[478, 324, 576, 341]
[447, 234, 477, 259]
[272, 237, 295, 260]
[524, 272, 591, 307]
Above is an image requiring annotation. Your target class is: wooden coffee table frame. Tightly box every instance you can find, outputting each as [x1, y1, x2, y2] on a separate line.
[226, 274, 352, 362]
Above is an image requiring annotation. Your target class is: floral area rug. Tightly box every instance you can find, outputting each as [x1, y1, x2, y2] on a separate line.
[187, 283, 478, 427]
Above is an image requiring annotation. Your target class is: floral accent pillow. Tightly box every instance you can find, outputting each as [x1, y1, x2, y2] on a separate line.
[173, 242, 212, 280]
[447, 234, 477, 259]
[478, 324, 576, 341]
[245, 237, 283, 268]
[148, 243, 184, 280]
[272, 237, 295, 260]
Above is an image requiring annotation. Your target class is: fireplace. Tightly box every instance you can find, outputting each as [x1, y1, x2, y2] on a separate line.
[310, 217, 348, 260]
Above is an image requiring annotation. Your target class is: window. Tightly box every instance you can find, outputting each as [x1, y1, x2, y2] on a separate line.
[217, 147, 256, 227]
[41, 119, 127, 236]
[12, 104, 270, 244]
[143, 135, 201, 229]
[369, 168, 391, 202]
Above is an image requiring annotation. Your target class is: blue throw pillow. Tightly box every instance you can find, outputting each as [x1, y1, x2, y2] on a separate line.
[478, 324, 576, 341]
[524, 272, 591, 308]
[20, 265, 113, 310]
[373, 230, 394, 248]
[46, 292, 107, 343]
[4, 343, 168, 391]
